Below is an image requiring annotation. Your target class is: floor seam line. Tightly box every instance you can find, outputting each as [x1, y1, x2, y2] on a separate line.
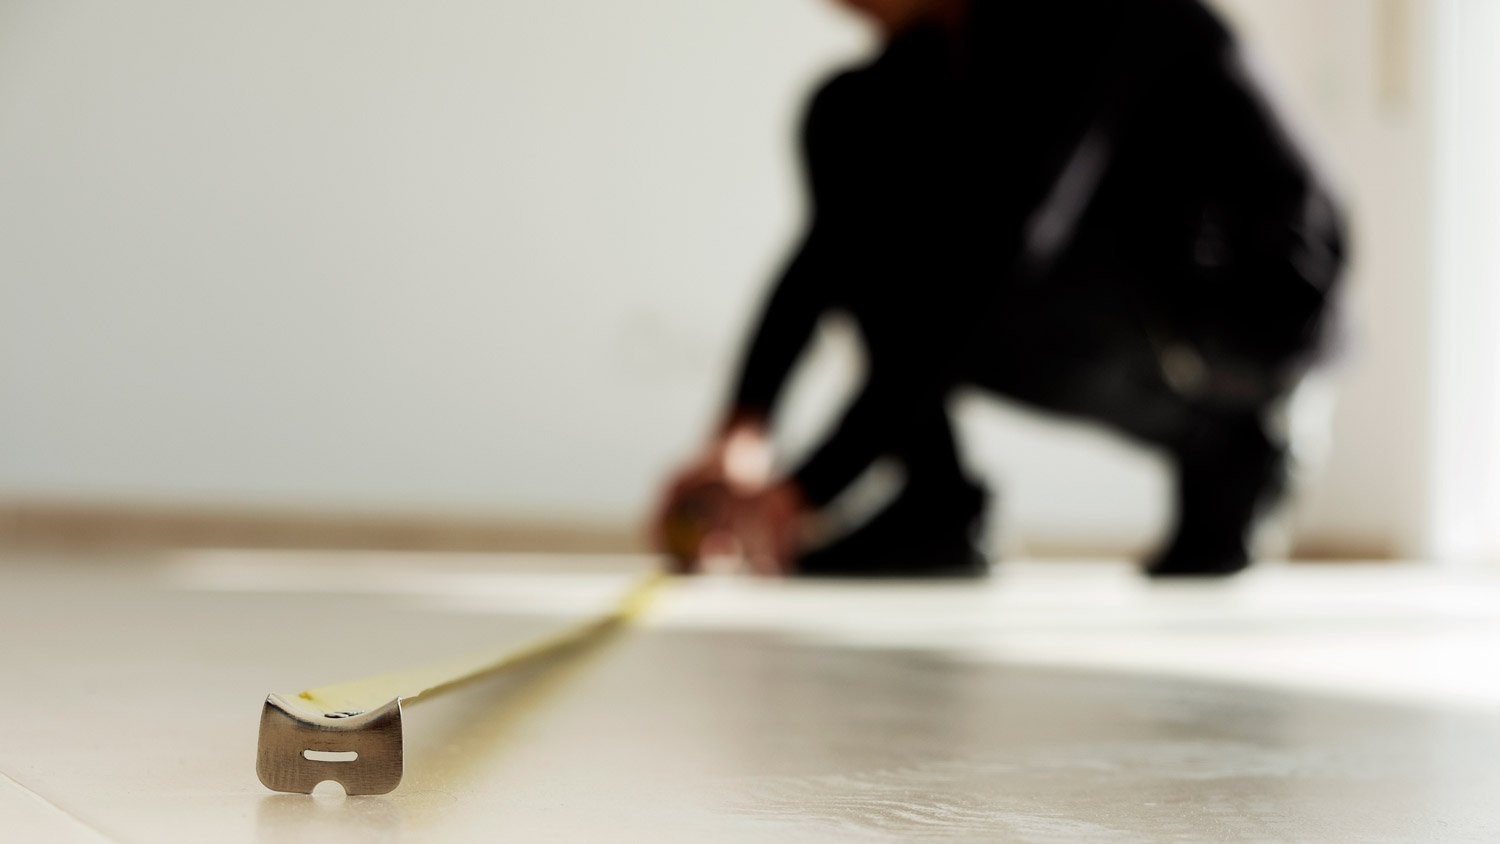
[1, 769, 120, 843]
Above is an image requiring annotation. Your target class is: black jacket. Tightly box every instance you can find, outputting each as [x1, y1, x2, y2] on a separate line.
[730, 0, 1346, 505]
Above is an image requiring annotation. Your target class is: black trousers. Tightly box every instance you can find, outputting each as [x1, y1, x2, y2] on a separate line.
[856, 278, 1294, 554]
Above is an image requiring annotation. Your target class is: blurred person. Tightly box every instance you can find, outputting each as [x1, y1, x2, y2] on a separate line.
[654, 0, 1345, 578]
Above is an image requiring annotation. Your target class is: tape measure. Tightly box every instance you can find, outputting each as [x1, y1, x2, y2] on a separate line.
[256, 572, 665, 795]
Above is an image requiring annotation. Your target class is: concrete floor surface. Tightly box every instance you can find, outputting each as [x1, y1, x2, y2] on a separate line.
[2, 551, 1498, 842]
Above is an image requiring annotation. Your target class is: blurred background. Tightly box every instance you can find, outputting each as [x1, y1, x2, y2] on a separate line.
[0, 0, 1496, 566]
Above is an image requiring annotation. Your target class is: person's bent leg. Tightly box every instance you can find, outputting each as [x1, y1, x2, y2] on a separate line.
[977, 293, 1295, 577]
[1145, 407, 1289, 577]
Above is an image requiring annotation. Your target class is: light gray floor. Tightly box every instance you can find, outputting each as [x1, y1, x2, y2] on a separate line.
[2, 551, 1498, 842]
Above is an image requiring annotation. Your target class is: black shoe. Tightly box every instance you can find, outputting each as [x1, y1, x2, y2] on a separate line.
[1145, 537, 1252, 578]
[1145, 412, 1287, 579]
[796, 480, 990, 579]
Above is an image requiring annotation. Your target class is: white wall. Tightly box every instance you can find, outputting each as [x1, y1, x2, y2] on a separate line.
[0, 0, 1449, 556]
[1430, 0, 1500, 563]
[1179, 0, 1437, 556]
[0, 0, 868, 518]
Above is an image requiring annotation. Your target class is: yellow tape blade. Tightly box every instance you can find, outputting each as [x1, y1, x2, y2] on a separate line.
[291, 572, 665, 715]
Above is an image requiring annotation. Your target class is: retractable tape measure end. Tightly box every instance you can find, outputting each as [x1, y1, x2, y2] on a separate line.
[255, 571, 665, 796]
[257, 694, 404, 795]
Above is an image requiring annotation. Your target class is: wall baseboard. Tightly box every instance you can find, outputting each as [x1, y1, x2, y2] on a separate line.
[0, 500, 644, 555]
[0, 499, 1394, 560]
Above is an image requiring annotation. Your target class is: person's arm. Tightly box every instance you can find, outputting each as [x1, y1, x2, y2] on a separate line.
[726, 349, 958, 574]
[787, 349, 960, 508]
[722, 224, 839, 434]
[721, 74, 861, 433]
[652, 75, 855, 569]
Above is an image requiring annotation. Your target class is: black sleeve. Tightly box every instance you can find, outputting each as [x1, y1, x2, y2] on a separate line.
[730, 72, 951, 506]
[727, 224, 838, 419]
[790, 383, 888, 507]
[790, 360, 957, 508]
[725, 76, 855, 422]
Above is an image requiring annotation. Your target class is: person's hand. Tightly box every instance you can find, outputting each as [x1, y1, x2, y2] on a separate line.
[650, 419, 773, 571]
[651, 460, 731, 572]
[733, 480, 809, 576]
